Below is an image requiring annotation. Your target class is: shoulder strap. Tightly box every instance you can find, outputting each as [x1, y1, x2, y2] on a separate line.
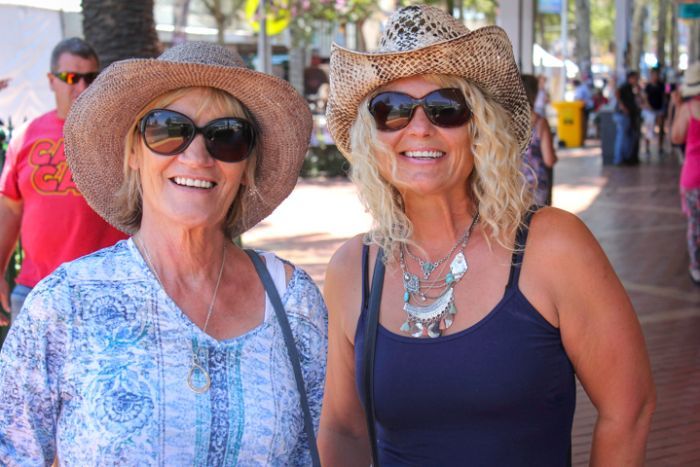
[363, 247, 385, 467]
[507, 207, 539, 289]
[244, 250, 321, 467]
[361, 243, 370, 312]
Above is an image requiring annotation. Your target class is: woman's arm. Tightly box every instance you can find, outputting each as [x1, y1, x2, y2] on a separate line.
[526, 209, 655, 466]
[0, 270, 71, 464]
[671, 101, 690, 145]
[537, 116, 557, 168]
[318, 237, 372, 466]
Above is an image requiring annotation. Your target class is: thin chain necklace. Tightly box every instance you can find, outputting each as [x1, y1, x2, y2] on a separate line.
[404, 223, 473, 279]
[399, 211, 479, 338]
[137, 237, 227, 394]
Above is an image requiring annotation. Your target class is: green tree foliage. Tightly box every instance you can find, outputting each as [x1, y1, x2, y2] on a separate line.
[267, 0, 377, 45]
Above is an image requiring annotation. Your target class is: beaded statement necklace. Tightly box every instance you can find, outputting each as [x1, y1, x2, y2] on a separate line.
[399, 212, 479, 338]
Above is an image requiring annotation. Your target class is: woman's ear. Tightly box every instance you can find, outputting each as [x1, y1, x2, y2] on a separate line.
[127, 149, 140, 170]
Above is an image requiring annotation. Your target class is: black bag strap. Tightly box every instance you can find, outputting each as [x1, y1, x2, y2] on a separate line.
[244, 250, 321, 467]
[362, 246, 385, 467]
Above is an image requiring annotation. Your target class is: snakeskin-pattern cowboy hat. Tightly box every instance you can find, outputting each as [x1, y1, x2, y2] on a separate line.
[64, 41, 312, 236]
[326, 5, 530, 160]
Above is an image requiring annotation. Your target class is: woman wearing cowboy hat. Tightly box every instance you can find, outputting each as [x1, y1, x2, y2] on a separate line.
[0, 42, 326, 465]
[319, 5, 654, 466]
[672, 61, 700, 284]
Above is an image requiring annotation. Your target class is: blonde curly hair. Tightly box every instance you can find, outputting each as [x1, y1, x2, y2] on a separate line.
[348, 74, 532, 259]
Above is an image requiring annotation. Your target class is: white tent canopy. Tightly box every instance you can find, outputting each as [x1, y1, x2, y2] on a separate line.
[533, 43, 579, 78]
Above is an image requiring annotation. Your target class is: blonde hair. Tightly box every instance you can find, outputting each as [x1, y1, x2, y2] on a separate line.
[348, 74, 532, 258]
[115, 87, 259, 238]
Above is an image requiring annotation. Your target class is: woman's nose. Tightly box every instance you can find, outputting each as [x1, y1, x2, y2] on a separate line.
[405, 106, 435, 136]
[178, 133, 215, 166]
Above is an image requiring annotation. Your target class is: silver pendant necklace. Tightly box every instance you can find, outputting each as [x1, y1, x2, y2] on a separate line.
[404, 226, 471, 279]
[137, 237, 227, 393]
[399, 212, 479, 338]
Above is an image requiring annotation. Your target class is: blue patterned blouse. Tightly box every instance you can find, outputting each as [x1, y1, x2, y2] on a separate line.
[0, 239, 328, 466]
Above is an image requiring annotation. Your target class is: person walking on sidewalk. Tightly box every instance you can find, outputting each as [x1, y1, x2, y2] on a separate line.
[0, 38, 127, 325]
[521, 74, 558, 205]
[672, 62, 700, 285]
[642, 68, 666, 156]
[614, 70, 641, 165]
[318, 5, 655, 466]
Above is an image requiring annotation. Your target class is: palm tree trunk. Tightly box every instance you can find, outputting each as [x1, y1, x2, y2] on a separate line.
[656, 0, 667, 68]
[574, 0, 592, 79]
[670, 2, 678, 70]
[82, 0, 161, 68]
[628, 0, 647, 71]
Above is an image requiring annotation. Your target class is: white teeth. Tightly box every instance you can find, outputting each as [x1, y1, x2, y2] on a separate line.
[403, 150, 445, 159]
[173, 177, 214, 189]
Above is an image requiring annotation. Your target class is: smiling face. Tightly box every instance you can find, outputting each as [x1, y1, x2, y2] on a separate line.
[372, 75, 474, 201]
[130, 88, 250, 233]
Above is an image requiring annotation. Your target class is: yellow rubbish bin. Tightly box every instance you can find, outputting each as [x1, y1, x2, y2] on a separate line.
[553, 101, 584, 147]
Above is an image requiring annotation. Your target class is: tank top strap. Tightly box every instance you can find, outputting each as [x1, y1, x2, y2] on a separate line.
[258, 251, 287, 320]
[506, 207, 539, 289]
[361, 242, 371, 312]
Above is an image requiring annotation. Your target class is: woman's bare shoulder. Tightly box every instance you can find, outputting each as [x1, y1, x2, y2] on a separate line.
[325, 234, 367, 337]
[327, 234, 366, 275]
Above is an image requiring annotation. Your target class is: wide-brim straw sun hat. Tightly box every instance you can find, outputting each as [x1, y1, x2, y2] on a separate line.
[682, 61, 700, 98]
[326, 5, 530, 160]
[65, 41, 312, 237]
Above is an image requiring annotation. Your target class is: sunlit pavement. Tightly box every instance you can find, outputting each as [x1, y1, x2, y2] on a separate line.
[243, 141, 700, 465]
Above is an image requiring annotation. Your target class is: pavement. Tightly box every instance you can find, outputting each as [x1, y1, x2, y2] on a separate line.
[243, 140, 700, 466]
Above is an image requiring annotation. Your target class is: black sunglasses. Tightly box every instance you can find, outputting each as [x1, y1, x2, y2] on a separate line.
[368, 88, 472, 131]
[52, 71, 99, 86]
[139, 109, 256, 163]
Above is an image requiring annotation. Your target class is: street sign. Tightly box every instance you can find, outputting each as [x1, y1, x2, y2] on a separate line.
[539, 0, 562, 14]
[245, 0, 291, 36]
[679, 3, 700, 19]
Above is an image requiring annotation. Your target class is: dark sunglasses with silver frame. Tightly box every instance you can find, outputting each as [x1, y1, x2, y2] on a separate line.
[139, 108, 257, 163]
[368, 87, 472, 132]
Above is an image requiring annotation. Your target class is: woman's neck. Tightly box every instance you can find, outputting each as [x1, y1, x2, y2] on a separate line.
[135, 220, 230, 284]
[402, 191, 477, 258]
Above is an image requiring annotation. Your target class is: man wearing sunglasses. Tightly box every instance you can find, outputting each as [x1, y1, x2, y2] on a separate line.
[0, 37, 127, 325]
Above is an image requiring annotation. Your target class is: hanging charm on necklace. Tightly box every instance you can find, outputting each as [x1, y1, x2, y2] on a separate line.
[187, 349, 211, 393]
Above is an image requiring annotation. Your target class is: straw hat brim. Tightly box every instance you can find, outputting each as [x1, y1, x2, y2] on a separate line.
[326, 26, 530, 160]
[64, 59, 312, 237]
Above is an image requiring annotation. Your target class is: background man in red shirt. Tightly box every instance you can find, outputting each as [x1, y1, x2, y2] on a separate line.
[0, 37, 127, 325]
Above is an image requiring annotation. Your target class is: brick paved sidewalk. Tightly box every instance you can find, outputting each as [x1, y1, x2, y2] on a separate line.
[244, 142, 700, 465]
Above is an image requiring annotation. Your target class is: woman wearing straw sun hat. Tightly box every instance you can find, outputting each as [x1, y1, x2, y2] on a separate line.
[319, 5, 654, 466]
[672, 61, 700, 284]
[0, 42, 326, 465]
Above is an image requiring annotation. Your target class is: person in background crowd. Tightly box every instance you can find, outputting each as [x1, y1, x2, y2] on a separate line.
[0, 78, 9, 92]
[318, 5, 655, 466]
[0, 38, 127, 326]
[534, 74, 549, 117]
[671, 62, 700, 285]
[666, 77, 685, 162]
[304, 49, 330, 113]
[642, 68, 666, 156]
[0, 41, 327, 464]
[614, 70, 641, 165]
[573, 77, 594, 142]
[522, 74, 558, 205]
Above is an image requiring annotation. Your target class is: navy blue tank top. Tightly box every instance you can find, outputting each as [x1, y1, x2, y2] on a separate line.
[355, 213, 575, 466]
